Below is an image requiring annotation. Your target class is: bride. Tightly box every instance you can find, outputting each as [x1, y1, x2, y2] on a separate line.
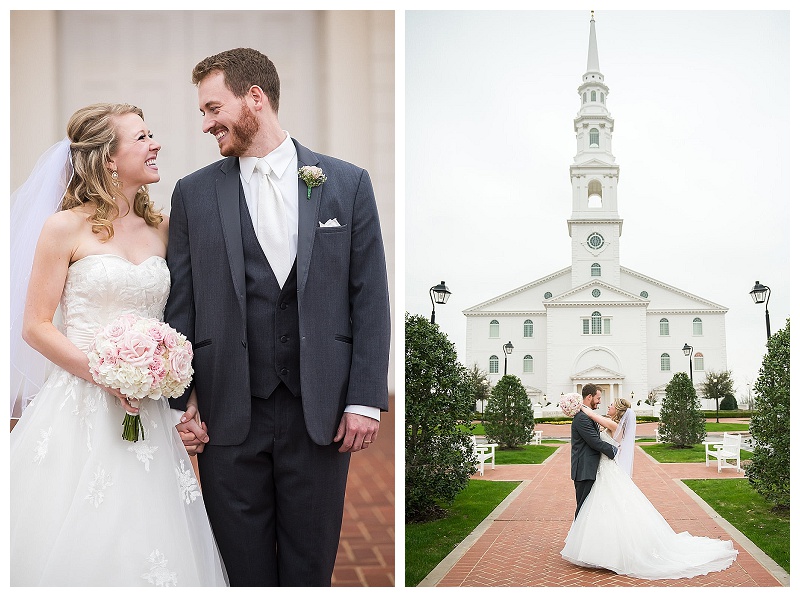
[561, 397, 738, 580]
[10, 103, 227, 586]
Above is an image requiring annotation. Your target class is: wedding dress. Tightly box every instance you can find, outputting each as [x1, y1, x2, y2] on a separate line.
[10, 254, 228, 586]
[561, 429, 738, 579]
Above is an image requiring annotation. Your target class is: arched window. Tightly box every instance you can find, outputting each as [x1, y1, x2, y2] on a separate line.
[591, 90, 596, 101]
[591, 311, 602, 334]
[489, 355, 499, 374]
[587, 179, 602, 207]
[601, 92, 605, 103]
[489, 320, 499, 338]
[583, 91, 587, 103]
[661, 353, 671, 371]
[591, 263, 601, 276]
[523, 355, 533, 373]
[659, 318, 669, 336]
[693, 317, 703, 336]
[523, 319, 534, 338]
[694, 352, 704, 371]
[589, 128, 599, 147]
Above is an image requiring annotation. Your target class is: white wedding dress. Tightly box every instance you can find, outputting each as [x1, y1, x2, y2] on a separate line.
[561, 429, 738, 579]
[10, 254, 228, 586]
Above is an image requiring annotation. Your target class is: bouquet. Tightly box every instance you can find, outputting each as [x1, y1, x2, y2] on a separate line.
[559, 392, 583, 417]
[88, 313, 194, 441]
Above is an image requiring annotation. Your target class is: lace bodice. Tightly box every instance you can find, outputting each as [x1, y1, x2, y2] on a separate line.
[60, 254, 170, 351]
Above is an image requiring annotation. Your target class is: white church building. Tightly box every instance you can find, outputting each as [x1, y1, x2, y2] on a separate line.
[464, 15, 727, 416]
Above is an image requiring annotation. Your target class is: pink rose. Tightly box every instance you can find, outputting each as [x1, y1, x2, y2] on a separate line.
[103, 320, 129, 343]
[162, 330, 179, 350]
[168, 347, 194, 382]
[117, 330, 158, 368]
[147, 324, 165, 344]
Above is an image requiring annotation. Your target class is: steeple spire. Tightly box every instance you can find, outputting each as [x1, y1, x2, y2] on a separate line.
[587, 11, 600, 74]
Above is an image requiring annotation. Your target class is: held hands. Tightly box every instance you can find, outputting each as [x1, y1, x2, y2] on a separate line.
[176, 401, 209, 456]
[334, 412, 379, 453]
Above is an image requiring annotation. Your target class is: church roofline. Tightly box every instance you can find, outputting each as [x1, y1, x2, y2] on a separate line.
[621, 266, 729, 310]
[462, 266, 571, 313]
[548, 279, 647, 303]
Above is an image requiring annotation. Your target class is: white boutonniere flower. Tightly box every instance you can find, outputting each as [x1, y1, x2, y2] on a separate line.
[298, 166, 327, 200]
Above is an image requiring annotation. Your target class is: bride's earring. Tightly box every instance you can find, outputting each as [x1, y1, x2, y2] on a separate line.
[111, 170, 120, 187]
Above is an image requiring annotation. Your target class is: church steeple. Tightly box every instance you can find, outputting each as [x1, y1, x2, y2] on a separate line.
[568, 12, 622, 288]
[587, 11, 600, 73]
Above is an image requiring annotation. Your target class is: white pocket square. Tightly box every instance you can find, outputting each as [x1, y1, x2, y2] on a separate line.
[319, 218, 341, 227]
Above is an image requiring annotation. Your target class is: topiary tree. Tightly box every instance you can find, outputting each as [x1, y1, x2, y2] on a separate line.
[719, 394, 738, 410]
[405, 313, 476, 522]
[700, 370, 735, 422]
[466, 363, 492, 421]
[484, 374, 534, 448]
[657, 372, 706, 448]
[746, 319, 789, 510]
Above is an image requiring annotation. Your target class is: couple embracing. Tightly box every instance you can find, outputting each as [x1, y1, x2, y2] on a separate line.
[10, 47, 390, 587]
[563, 383, 738, 580]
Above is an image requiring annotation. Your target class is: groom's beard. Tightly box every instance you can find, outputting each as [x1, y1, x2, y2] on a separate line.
[220, 101, 260, 157]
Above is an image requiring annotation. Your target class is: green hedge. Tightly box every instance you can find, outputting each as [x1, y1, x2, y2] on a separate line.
[700, 410, 754, 418]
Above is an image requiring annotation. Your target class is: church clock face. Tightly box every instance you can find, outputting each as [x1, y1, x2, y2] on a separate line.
[587, 232, 604, 250]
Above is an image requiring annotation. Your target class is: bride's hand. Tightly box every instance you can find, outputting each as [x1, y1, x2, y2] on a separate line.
[102, 385, 140, 415]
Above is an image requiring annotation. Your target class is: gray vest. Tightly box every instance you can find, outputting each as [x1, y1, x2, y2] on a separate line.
[239, 191, 302, 399]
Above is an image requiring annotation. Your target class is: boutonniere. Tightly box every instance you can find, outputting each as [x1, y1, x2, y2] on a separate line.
[298, 166, 327, 200]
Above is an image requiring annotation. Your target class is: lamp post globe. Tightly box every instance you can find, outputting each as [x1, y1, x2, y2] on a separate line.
[502, 341, 514, 375]
[429, 281, 451, 324]
[749, 281, 771, 340]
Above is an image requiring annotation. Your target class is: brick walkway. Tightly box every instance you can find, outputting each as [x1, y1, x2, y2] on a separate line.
[421, 422, 786, 587]
[333, 400, 395, 586]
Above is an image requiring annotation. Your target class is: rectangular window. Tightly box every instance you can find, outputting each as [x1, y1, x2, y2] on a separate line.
[583, 319, 590, 335]
[603, 319, 611, 335]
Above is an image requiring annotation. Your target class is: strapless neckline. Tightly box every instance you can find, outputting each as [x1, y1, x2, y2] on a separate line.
[70, 254, 167, 268]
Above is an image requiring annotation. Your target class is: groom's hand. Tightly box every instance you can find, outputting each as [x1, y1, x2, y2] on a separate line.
[177, 403, 210, 456]
[334, 412, 379, 453]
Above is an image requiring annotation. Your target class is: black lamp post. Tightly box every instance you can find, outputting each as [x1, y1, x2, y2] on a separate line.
[503, 340, 514, 375]
[749, 281, 771, 340]
[429, 281, 451, 324]
[682, 343, 693, 382]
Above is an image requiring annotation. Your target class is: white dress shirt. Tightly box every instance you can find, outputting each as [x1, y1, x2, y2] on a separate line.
[239, 132, 379, 423]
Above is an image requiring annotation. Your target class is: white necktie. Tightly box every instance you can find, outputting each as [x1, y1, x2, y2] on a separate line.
[254, 158, 291, 287]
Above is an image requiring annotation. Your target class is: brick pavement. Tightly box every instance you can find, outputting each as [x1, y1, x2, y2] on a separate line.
[421, 427, 786, 587]
[333, 399, 395, 587]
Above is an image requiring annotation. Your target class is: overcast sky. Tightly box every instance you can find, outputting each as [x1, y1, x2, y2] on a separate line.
[404, 10, 790, 399]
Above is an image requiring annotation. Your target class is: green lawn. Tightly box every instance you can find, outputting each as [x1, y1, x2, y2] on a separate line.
[494, 444, 559, 465]
[704, 422, 750, 432]
[640, 443, 753, 463]
[683, 478, 789, 572]
[405, 479, 519, 587]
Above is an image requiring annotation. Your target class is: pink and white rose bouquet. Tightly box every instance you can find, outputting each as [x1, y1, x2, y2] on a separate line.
[559, 392, 583, 417]
[88, 314, 194, 441]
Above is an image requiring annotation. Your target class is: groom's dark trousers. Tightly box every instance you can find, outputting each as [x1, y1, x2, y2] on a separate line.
[570, 410, 617, 519]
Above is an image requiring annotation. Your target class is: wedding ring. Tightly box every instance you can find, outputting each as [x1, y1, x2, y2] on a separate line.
[364, 441, 372, 444]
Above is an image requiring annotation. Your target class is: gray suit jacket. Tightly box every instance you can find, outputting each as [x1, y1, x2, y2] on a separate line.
[570, 410, 617, 481]
[164, 139, 391, 446]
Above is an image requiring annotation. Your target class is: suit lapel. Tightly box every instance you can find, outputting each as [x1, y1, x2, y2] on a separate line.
[215, 157, 246, 318]
[293, 139, 322, 297]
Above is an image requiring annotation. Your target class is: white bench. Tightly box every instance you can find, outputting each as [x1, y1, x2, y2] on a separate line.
[471, 436, 497, 476]
[529, 430, 543, 445]
[703, 432, 742, 472]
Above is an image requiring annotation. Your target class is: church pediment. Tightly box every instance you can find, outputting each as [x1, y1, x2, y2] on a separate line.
[571, 365, 625, 381]
[547, 280, 646, 306]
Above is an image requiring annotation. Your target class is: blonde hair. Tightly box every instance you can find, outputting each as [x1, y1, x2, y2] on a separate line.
[61, 103, 162, 239]
[610, 397, 631, 423]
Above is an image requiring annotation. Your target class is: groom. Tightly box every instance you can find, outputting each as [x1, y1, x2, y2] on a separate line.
[570, 383, 617, 519]
[164, 48, 391, 586]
